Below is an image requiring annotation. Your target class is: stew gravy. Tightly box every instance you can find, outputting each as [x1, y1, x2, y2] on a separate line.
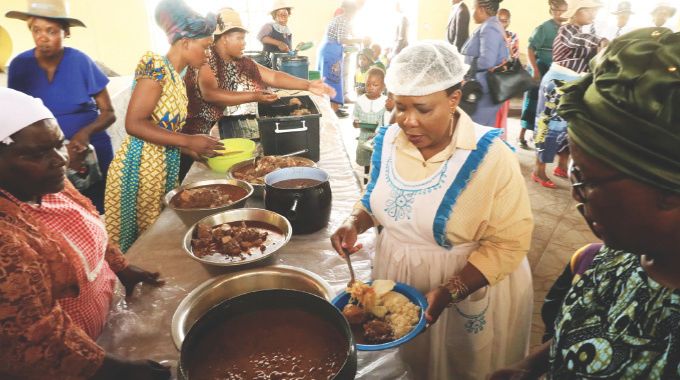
[187, 308, 348, 380]
[272, 178, 323, 189]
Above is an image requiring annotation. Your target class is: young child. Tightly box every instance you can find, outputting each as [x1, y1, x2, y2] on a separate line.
[353, 67, 386, 183]
[384, 91, 395, 125]
[370, 43, 386, 71]
[354, 48, 374, 95]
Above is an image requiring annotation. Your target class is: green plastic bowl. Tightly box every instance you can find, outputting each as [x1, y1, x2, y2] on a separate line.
[206, 138, 256, 173]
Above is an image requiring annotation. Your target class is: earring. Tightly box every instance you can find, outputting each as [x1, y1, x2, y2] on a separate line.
[449, 115, 455, 137]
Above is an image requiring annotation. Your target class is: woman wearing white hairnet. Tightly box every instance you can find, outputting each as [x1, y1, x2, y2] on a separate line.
[331, 41, 533, 380]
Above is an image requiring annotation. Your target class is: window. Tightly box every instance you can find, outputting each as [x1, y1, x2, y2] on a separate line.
[592, 0, 679, 39]
[145, 0, 273, 52]
[352, 0, 418, 54]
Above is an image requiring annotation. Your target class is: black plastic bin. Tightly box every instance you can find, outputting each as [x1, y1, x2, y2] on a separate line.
[257, 95, 320, 162]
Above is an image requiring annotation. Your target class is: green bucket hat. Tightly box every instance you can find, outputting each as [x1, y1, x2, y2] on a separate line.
[559, 27, 680, 194]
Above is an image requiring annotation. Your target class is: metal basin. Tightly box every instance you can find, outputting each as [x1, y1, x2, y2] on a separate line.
[164, 179, 253, 226]
[171, 265, 334, 348]
[182, 208, 292, 267]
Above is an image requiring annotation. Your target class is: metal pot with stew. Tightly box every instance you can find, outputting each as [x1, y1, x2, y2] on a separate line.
[264, 167, 331, 234]
[178, 289, 357, 380]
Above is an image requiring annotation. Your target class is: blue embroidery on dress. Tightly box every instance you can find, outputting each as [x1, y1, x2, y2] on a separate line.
[383, 155, 450, 221]
[454, 293, 490, 334]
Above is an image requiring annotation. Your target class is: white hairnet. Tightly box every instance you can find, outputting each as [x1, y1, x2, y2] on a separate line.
[385, 40, 469, 96]
[0, 88, 54, 145]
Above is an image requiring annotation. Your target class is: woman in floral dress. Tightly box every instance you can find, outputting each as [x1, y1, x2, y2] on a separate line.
[105, 0, 221, 251]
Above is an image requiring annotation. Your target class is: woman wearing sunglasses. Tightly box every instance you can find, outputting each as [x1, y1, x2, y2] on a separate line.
[490, 27, 680, 379]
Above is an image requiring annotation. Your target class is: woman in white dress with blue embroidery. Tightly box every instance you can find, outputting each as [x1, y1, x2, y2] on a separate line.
[331, 41, 534, 380]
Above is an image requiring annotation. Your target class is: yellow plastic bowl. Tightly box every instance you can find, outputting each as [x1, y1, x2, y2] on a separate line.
[207, 138, 256, 173]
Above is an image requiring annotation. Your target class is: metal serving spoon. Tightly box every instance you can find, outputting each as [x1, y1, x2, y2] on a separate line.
[342, 247, 357, 289]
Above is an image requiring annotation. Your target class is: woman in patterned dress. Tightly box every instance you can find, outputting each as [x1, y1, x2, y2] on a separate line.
[105, 0, 221, 252]
[180, 7, 335, 181]
[531, 0, 606, 189]
[490, 28, 680, 380]
[331, 41, 533, 380]
[0, 88, 169, 380]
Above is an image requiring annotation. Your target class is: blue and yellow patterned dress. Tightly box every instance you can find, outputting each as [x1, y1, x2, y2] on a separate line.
[550, 246, 680, 379]
[105, 52, 187, 252]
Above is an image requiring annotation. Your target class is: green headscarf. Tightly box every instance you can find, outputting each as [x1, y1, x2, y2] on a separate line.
[559, 27, 680, 194]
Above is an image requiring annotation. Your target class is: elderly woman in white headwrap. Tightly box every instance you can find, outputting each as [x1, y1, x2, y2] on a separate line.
[331, 41, 533, 380]
[0, 88, 169, 379]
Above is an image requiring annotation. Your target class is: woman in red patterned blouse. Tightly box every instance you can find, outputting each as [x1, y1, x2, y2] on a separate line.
[0, 88, 169, 379]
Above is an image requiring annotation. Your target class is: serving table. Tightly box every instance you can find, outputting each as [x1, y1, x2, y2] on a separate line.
[97, 94, 414, 379]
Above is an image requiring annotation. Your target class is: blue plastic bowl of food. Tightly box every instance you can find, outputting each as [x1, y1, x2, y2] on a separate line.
[331, 281, 428, 351]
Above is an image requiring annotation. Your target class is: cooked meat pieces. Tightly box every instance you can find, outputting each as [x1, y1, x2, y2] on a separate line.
[232, 155, 313, 184]
[173, 186, 233, 208]
[342, 304, 368, 325]
[197, 223, 214, 240]
[290, 108, 311, 116]
[363, 319, 393, 344]
[191, 222, 269, 258]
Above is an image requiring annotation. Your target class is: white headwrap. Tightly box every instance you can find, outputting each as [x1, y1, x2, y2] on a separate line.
[0, 88, 55, 145]
[385, 40, 469, 97]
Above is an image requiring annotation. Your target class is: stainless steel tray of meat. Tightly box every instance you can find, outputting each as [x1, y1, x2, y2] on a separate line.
[182, 208, 292, 267]
[171, 264, 334, 348]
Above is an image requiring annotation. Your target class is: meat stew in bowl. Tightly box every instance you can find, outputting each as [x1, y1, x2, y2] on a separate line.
[231, 156, 315, 185]
[171, 184, 248, 209]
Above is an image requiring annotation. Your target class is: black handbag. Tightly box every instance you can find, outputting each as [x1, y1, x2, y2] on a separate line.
[459, 57, 483, 115]
[487, 59, 538, 104]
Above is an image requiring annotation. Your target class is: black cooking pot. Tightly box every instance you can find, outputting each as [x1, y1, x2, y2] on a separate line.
[264, 167, 332, 234]
[178, 289, 357, 380]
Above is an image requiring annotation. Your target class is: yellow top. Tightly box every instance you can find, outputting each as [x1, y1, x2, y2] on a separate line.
[357, 110, 533, 285]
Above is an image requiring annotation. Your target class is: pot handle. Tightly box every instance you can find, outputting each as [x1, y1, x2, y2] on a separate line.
[288, 194, 300, 221]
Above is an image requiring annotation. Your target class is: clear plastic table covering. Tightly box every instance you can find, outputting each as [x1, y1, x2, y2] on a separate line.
[97, 93, 414, 379]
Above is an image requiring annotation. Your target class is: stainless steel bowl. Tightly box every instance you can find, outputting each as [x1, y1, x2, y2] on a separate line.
[182, 208, 292, 267]
[227, 156, 317, 198]
[171, 265, 334, 348]
[165, 179, 254, 226]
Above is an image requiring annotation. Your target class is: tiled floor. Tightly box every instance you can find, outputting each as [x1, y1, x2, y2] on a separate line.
[337, 108, 598, 349]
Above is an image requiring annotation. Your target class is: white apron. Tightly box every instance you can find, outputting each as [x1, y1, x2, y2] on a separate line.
[362, 124, 533, 380]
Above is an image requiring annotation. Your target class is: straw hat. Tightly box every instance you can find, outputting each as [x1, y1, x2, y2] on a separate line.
[271, 0, 293, 14]
[215, 7, 247, 35]
[563, 0, 603, 19]
[652, 2, 677, 17]
[612, 1, 633, 15]
[5, 0, 85, 28]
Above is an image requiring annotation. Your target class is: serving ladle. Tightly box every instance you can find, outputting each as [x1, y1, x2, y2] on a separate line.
[342, 247, 357, 289]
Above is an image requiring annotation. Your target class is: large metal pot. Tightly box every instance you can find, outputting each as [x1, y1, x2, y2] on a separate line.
[164, 179, 253, 226]
[178, 289, 357, 380]
[264, 167, 332, 234]
[171, 265, 335, 348]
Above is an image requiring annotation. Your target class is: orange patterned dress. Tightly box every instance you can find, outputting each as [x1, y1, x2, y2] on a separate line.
[0, 181, 128, 379]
